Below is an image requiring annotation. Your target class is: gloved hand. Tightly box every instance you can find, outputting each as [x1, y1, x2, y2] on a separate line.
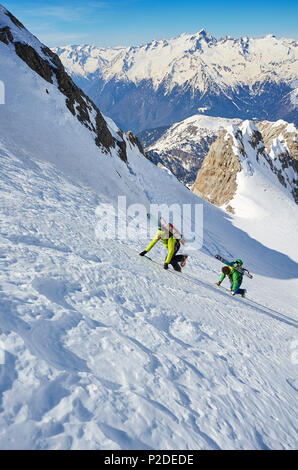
[139, 251, 147, 256]
[215, 282, 221, 286]
[164, 263, 168, 270]
[231, 291, 236, 295]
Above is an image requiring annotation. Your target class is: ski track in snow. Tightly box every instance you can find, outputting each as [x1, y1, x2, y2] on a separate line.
[0, 150, 297, 450]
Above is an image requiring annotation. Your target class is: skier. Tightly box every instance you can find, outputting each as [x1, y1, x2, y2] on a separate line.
[216, 259, 247, 297]
[139, 224, 187, 272]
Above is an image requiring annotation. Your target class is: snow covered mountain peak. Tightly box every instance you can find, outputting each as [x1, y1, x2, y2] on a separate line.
[174, 28, 216, 46]
[54, 30, 298, 131]
[54, 28, 298, 90]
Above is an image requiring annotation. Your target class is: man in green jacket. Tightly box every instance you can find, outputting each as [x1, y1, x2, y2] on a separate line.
[139, 227, 187, 272]
[216, 259, 246, 297]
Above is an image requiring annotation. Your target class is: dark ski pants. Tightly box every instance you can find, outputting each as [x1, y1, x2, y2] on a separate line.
[170, 254, 185, 271]
[167, 242, 184, 271]
[229, 279, 245, 295]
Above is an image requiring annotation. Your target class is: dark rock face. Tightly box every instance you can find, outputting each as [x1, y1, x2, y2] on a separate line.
[4, 9, 25, 29]
[115, 137, 127, 163]
[126, 131, 151, 160]
[0, 26, 13, 44]
[192, 121, 298, 209]
[14, 43, 54, 83]
[12, 40, 116, 153]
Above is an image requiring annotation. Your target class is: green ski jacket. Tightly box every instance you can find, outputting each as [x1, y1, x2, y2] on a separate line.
[219, 265, 242, 291]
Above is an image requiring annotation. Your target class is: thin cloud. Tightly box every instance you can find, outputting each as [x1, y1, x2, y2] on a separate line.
[4, 2, 110, 22]
[39, 32, 93, 46]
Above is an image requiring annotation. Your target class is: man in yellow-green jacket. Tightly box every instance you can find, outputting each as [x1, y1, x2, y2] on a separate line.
[139, 227, 187, 272]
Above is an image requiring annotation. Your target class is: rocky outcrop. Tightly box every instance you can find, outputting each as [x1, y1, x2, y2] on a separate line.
[126, 131, 151, 160]
[257, 121, 298, 161]
[192, 120, 298, 210]
[147, 116, 241, 188]
[191, 130, 241, 211]
[3, 8, 25, 29]
[0, 25, 13, 44]
[257, 121, 298, 203]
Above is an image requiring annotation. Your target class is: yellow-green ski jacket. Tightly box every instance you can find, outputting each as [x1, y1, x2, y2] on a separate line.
[145, 229, 178, 264]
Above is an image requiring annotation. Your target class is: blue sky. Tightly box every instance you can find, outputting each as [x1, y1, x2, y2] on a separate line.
[3, 0, 298, 47]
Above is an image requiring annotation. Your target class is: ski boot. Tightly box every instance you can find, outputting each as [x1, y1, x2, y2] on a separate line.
[181, 255, 188, 268]
[173, 265, 182, 272]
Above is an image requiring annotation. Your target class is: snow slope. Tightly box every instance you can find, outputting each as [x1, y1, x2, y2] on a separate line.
[225, 121, 298, 261]
[1, 140, 298, 450]
[230, 120, 297, 204]
[0, 5, 298, 450]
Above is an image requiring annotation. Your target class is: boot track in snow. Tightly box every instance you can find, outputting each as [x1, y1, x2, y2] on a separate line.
[140, 254, 297, 328]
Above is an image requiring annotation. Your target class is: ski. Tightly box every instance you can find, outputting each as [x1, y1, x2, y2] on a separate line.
[142, 253, 249, 300]
[143, 255, 182, 275]
[160, 216, 186, 245]
[144, 255, 192, 276]
[215, 254, 253, 279]
[143, 255, 248, 299]
[215, 284, 247, 298]
[147, 213, 186, 245]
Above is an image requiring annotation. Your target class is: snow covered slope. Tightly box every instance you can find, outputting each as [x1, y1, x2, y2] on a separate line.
[1, 131, 298, 450]
[53, 31, 298, 131]
[0, 5, 298, 450]
[147, 115, 242, 187]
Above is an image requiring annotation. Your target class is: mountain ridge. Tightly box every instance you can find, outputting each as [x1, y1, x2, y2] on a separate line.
[53, 30, 298, 131]
[0, 4, 147, 164]
[146, 115, 242, 187]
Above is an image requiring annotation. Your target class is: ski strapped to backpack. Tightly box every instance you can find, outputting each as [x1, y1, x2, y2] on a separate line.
[147, 213, 186, 245]
[215, 254, 253, 279]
